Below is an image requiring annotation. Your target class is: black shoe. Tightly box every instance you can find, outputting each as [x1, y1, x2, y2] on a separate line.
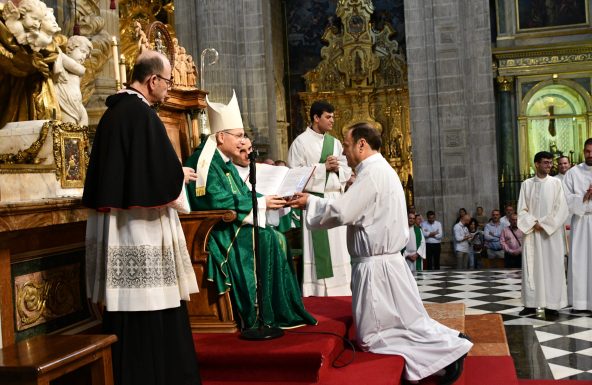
[518, 307, 536, 316]
[545, 309, 559, 317]
[571, 309, 589, 314]
[439, 355, 466, 385]
[458, 332, 472, 343]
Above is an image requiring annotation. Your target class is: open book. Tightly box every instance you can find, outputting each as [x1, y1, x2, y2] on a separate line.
[254, 163, 315, 198]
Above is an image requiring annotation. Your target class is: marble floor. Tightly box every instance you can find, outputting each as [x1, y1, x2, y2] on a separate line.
[415, 269, 592, 381]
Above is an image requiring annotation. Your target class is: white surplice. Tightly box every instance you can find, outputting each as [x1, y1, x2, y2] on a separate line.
[562, 163, 592, 310]
[86, 207, 199, 312]
[305, 153, 472, 381]
[288, 127, 353, 296]
[517, 175, 569, 309]
[404, 225, 426, 272]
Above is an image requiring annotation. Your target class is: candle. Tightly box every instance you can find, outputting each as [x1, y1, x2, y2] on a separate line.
[111, 36, 120, 87]
[119, 54, 127, 85]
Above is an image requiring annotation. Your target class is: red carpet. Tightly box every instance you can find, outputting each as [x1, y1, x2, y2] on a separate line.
[194, 297, 354, 383]
[519, 381, 592, 384]
[195, 297, 589, 384]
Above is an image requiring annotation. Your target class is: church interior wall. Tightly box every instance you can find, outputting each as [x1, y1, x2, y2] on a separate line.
[405, 0, 498, 241]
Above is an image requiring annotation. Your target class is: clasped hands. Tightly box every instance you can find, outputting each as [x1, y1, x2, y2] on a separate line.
[583, 184, 592, 203]
[325, 155, 340, 173]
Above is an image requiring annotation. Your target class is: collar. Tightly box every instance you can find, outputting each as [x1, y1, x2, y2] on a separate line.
[217, 148, 231, 163]
[307, 126, 325, 138]
[355, 153, 382, 174]
[121, 87, 150, 105]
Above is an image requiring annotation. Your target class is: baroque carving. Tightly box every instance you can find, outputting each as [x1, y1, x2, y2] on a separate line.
[299, 0, 412, 204]
[119, 13, 198, 90]
[14, 263, 82, 331]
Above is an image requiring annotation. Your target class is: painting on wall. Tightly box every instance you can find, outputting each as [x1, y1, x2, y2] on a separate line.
[516, 0, 588, 31]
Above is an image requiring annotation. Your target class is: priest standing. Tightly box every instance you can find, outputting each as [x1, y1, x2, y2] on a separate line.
[287, 100, 353, 297]
[404, 212, 426, 273]
[289, 123, 472, 385]
[563, 138, 592, 312]
[517, 151, 569, 317]
[83, 50, 201, 385]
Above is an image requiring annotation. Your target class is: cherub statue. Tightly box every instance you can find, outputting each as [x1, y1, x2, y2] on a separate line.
[32, 6, 61, 51]
[0, 0, 61, 127]
[54, 35, 93, 126]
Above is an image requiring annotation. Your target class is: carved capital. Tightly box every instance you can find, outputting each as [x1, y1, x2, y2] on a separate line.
[497, 76, 514, 92]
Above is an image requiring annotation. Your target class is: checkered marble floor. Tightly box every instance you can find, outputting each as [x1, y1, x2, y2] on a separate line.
[415, 269, 592, 381]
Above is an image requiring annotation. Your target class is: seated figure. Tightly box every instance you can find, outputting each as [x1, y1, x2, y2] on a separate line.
[185, 90, 316, 330]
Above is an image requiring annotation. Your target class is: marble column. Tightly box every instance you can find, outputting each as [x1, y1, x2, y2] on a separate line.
[175, 0, 286, 159]
[405, 0, 498, 250]
[497, 76, 517, 204]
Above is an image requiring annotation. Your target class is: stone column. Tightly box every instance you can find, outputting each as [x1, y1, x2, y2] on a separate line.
[497, 76, 516, 204]
[175, 0, 286, 159]
[405, 0, 498, 249]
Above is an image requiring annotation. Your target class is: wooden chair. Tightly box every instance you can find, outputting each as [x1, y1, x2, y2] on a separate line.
[179, 210, 239, 333]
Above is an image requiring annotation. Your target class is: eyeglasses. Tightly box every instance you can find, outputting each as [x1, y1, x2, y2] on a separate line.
[155, 74, 173, 89]
[223, 131, 246, 140]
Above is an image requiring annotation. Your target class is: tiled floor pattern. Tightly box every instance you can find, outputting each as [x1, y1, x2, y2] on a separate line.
[415, 269, 592, 381]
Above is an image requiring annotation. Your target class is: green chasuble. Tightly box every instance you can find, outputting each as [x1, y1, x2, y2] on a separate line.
[186, 144, 316, 329]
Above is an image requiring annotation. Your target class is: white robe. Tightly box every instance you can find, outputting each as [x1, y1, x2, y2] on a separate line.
[404, 225, 426, 272]
[288, 127, 353, 296]
[517, 175, 569, 309]
[562, 163, 592, 310]
[305, 153, 472, 381]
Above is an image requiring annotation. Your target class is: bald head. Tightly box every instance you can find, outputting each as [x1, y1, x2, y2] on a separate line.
[130, 50, 170, 83]
[129, 50, 172, 104]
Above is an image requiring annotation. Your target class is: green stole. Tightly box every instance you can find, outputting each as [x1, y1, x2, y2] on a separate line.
[310, 134, 335, 279]
[401, 225, 423, 271]
[414, 226, 423, 271]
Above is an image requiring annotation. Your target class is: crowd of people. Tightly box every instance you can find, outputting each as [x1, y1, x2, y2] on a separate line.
[406, 205, 526, 271]
[81, 50, 592, 385]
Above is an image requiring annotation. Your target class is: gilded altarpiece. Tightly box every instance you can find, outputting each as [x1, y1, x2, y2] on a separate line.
[299, 0, 412, 203]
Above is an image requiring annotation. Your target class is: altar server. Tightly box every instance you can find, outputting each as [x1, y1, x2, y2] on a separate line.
[517, 151, 569, 317]
[290, 123, 472, 384]
[287, 100, 353, 297]
[563, 138, 592, 311]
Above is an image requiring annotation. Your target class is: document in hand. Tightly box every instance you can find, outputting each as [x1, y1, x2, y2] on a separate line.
[254, 163, 316, 198]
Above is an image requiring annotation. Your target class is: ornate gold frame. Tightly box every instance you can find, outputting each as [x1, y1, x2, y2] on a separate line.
[515, 0, 590, 33]
[51, 121, 89, 188]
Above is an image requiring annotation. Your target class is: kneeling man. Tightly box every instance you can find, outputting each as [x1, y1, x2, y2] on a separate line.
[290, 123, 472, 384]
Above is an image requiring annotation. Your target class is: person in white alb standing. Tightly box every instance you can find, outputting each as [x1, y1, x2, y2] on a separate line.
[517, 151, 569, 317]
[563, 139, 592, 312]
[287, 100, 353, 296]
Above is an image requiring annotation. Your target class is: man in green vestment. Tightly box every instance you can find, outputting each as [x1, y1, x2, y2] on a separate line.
[185, 90, 316, 330]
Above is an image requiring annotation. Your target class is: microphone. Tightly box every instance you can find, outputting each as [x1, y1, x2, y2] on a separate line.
[248, 148, 258, 185]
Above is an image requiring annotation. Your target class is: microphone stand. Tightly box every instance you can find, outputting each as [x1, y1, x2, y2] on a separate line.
[240, 150, 284, 340]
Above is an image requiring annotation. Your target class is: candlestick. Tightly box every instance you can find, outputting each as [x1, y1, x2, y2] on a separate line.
[119, 54, 127, 86]
[111, 36, 120, 88]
